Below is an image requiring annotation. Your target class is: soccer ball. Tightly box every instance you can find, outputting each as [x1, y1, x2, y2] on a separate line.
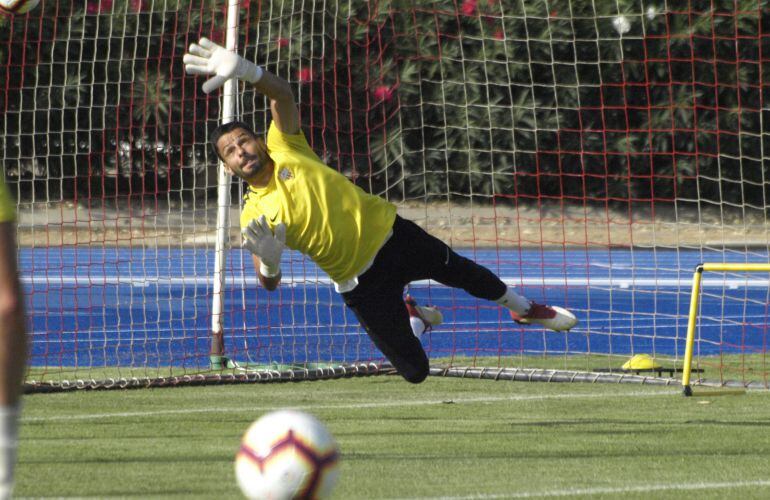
[235, 410, 340, 500]
[0, 0, 39, 15]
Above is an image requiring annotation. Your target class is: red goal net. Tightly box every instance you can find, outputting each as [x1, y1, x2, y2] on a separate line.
[3, 1, 768, 390]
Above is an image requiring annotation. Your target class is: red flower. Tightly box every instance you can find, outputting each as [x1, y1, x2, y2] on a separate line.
[493, 29, 504, 41]
[276, 38, 290, 48]
[87, 0, 113, 14]
[130, 0, 144, 12]
[373, 85, 394, 102]
[461, 0, 477, 16]
[297, 68, 313, 83]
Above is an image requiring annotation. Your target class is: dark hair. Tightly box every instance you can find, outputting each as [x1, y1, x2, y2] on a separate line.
[209, 121, 257, 161]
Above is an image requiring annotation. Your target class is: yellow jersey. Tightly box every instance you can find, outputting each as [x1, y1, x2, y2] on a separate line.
[0, 175, 15, 222]
[240, 122, 396, 283]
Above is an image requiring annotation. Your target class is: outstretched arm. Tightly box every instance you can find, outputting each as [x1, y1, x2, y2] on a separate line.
[183, 38, 299, 134]
[242, 216, 287, 291]
[254, 71, 300, 135]
[251, 254, 281, 291]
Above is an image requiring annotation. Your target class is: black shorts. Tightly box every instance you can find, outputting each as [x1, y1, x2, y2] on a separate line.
[341, 216, 506, 383]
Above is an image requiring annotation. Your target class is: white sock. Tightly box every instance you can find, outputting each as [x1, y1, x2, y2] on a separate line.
[410, 316, 426, 339]
[0, 404, 19, 500]
[494, 287, 530, 315]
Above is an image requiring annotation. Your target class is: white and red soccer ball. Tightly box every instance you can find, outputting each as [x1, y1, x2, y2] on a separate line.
[235, 410, 340, 500]
[0, 0, 39, 15]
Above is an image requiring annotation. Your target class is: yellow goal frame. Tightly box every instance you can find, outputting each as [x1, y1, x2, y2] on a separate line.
[682, 263, 770, 396]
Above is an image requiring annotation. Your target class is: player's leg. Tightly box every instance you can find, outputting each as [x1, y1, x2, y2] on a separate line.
[392, 216, 577, 331]
[0, 222, 27, 500]
[341, 275, 429, 384]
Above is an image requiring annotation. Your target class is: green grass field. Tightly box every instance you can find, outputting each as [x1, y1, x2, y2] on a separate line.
[16, 375, 770, 499]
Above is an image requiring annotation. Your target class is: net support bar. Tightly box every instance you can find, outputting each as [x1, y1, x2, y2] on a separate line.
[210, 0, 242, 369]
[681, 263, 770, 396]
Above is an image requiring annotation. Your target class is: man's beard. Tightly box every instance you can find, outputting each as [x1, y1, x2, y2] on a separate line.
[239, 138, 270, 181]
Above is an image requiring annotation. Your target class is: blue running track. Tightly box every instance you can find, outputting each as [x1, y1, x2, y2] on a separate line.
[20, 248, 770, 369]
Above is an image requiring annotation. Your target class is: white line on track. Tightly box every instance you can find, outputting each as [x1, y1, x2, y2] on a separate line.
[392, 479, 770, 499]
[20, 275, 770, 288]
[22, 390, 676, 423]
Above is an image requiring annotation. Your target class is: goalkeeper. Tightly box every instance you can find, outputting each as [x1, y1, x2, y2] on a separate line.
[184, 38, 577, 383]
[0, 176, 27, 499]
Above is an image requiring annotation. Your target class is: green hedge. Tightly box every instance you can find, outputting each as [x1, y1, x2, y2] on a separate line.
[1, 0, 767, 210]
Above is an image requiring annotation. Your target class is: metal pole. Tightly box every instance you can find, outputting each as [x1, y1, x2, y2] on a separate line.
[681, 265, 703, 396]
[210, 0, 241, 369]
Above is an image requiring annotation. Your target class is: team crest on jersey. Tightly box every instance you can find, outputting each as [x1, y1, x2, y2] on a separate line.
[279, 167, 293, 181]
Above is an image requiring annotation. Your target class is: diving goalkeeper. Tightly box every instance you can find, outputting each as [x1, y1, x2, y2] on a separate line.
[184, 38, 577, 383]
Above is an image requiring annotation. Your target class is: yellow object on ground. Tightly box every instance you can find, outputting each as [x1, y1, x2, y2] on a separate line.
[622, 354, 661, 371]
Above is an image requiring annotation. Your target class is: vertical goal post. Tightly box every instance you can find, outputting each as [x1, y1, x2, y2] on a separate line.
[682, 263, 770, 396]
[209, 0, 241, 370]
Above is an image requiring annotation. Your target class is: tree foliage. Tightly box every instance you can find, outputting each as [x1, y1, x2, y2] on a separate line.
[2, 0, 768, 211]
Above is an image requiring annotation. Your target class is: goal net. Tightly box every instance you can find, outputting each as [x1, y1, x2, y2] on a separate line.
[4, 0, 769, 390]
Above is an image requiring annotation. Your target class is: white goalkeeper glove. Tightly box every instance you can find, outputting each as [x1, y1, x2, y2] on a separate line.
[183, 37, 264, 94]
[242, 215, 286, 278]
